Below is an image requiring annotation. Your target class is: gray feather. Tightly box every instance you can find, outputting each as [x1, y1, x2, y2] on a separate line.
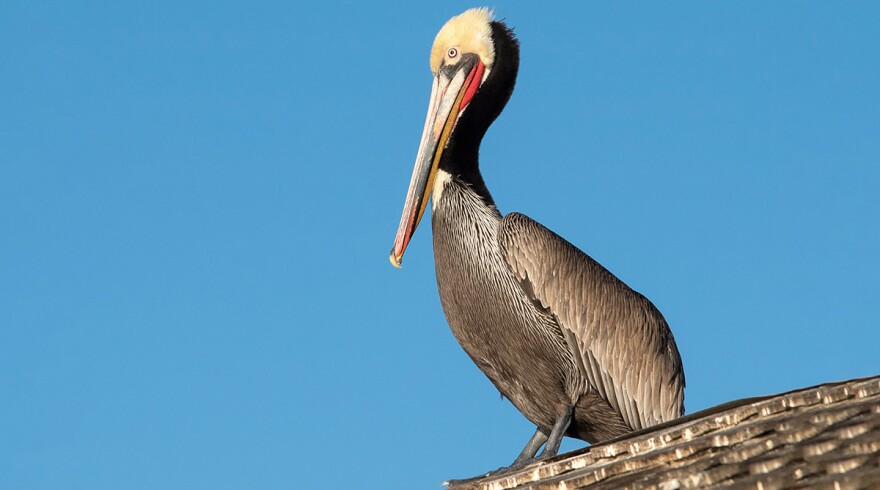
[498, 212, 685, 430]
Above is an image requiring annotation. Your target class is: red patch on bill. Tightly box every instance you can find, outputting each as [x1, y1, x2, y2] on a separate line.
[460, 61, 485, 110]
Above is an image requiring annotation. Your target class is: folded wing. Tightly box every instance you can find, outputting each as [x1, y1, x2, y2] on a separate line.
[499, 212, 685, 430]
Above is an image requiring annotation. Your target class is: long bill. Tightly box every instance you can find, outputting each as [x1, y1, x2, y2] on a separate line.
[390, 57, 485, 267]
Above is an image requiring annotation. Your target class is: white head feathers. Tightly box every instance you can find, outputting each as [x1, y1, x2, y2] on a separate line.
[430, 8, 496, 74]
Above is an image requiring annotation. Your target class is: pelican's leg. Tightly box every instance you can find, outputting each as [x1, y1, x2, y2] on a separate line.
[537, 405, 574, 459]
[509, 428, 549, 468]
[484, 428, 548, 475]
[445, 428, 550, 485]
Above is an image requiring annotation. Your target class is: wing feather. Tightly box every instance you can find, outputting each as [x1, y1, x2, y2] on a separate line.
[499, 212, 685, 430]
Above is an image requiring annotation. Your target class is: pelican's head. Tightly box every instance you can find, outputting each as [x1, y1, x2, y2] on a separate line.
[429, 7, 496, 77]
[390, 8, 511, 268]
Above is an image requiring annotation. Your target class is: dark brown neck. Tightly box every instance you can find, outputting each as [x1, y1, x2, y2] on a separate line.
[439, 21, 519, 207]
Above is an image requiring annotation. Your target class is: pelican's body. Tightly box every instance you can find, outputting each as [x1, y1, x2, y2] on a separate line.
[434, 183, 635, 442]
[391, 9, 684, 472]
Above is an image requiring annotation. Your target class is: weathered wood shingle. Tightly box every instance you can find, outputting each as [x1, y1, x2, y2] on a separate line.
[448, 376, 880, 489]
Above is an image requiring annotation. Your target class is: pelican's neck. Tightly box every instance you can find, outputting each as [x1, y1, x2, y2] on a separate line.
[436, 21, 519, 210]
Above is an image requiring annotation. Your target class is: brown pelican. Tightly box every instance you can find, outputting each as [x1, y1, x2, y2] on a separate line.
[390, 8, 685, 472]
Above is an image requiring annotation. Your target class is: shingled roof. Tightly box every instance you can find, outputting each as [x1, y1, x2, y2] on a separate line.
[447, 375, 880, 489]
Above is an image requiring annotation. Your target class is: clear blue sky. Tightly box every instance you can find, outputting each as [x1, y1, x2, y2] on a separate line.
[2, 2, 878, 488]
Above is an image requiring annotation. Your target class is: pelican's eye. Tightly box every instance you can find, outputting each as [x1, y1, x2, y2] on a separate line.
[447, 47, 459, 59]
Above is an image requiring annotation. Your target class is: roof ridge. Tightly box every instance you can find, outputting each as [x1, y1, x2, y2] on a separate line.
[447, 374, 880, 489]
